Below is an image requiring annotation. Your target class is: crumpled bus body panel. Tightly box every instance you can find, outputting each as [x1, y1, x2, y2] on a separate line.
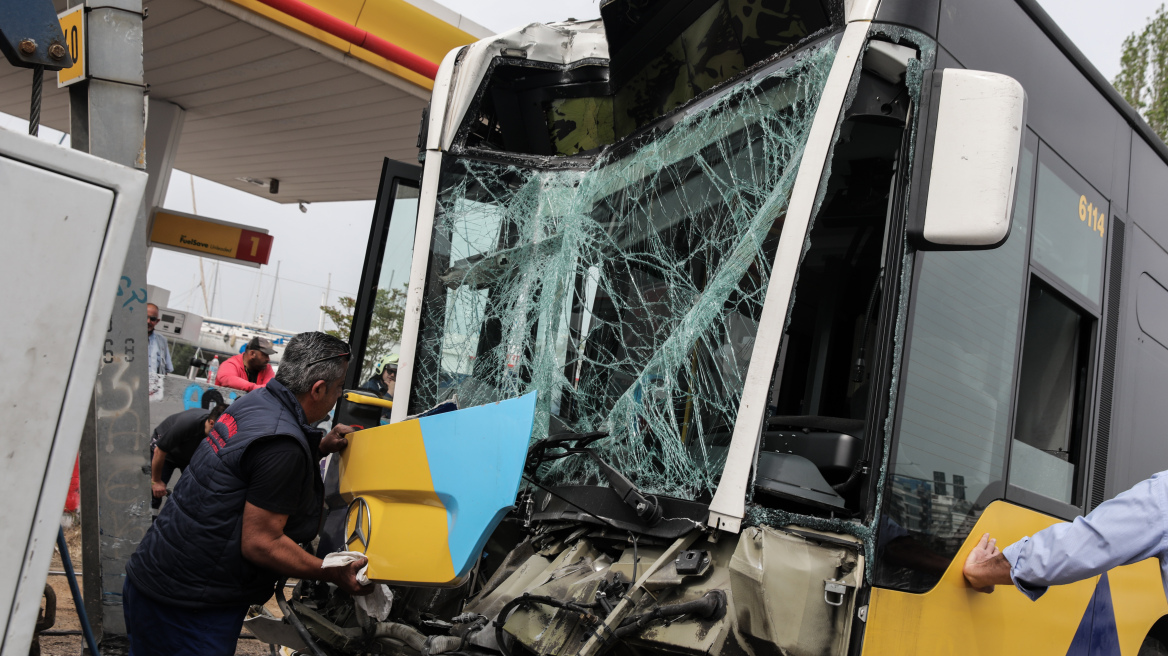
[338, 392, 536, 585]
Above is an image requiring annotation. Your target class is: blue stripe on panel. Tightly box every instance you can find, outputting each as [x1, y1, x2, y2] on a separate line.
[419, 392, 537, 577]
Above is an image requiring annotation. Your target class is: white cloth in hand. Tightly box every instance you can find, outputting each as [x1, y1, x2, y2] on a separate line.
[320, 551, 394, 621]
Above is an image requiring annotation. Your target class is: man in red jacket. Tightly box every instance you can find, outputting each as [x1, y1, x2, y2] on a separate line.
[217, 337, 277, 391]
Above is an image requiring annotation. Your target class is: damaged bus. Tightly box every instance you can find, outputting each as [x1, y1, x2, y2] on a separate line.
[249, 0, 1168, 653]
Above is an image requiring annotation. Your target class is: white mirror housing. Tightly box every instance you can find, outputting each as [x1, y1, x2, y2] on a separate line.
[908, 68, 1027, 250]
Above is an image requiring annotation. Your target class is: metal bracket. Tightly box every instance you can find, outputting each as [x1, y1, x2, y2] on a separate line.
[0, 0, 74, 70]
[674, 550, 711, 576]
[824, 579, 854, 607]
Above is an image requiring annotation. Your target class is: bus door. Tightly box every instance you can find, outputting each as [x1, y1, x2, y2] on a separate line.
[345, 158, 422, 391]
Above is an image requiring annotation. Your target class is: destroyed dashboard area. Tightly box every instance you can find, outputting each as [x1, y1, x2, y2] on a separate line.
[250, 0, 933, 654]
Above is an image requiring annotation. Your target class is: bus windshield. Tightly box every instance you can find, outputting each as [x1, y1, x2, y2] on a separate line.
[410, 40, 838, 500]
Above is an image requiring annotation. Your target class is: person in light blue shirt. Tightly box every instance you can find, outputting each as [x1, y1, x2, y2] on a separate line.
[963, 472, 1168, 601]
[147, 303, 173, 376]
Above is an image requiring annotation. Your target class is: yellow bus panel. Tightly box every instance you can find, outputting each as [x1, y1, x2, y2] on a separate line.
[864, 500, 1167, 654]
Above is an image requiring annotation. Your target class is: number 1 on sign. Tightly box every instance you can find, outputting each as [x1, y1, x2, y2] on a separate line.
[233, 228, 271, 265]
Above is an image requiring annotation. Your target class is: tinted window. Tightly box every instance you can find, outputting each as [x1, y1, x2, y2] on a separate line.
[1031, 144, 1107, 305]
[353, 183, 418, 386]
[875, 136, 1036, 591]
[1008, 280, 1093, 504]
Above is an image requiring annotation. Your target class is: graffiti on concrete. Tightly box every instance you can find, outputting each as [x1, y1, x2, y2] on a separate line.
[116, 275, 147, 311]
[91, 267, 153, 634]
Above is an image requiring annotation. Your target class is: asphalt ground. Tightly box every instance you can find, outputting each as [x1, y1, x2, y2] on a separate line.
[32, 520, 283, 656]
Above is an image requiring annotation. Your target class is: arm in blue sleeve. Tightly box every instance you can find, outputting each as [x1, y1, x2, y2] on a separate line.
[1002, 474, 1168, 600]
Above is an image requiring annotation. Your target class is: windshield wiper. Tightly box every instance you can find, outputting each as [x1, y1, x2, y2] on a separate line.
[525, 431, 663, 526]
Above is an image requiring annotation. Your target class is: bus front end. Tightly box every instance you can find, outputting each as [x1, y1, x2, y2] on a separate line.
[261, 1, 1048, 654]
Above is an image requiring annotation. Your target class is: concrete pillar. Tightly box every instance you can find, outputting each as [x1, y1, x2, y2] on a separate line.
[143, 99, 185, 268]
[71, 0, 148, 640]
[144, 99, 185, 220]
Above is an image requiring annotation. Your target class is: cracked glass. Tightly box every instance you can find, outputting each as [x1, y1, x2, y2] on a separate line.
[409, 41, 839, 500]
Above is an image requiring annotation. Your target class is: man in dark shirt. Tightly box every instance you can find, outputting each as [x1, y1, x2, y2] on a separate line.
[149, 405, 225, 507]
[124, 332, 370, 656]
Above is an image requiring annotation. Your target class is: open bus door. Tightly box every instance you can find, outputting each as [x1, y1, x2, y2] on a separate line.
[308, 158, 420, 558]
[344, 158, 421, 392]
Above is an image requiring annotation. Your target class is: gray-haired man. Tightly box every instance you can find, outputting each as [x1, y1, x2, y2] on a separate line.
[124, 332, 370, 656]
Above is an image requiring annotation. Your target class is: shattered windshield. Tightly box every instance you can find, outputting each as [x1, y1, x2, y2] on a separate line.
[411, 40, 838, 500]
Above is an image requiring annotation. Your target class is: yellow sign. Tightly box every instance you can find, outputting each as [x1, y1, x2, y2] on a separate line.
[57, 5, 86, 87]
[149, 209, 273, 267]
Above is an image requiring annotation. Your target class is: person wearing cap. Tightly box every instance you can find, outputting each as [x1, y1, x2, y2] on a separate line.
[216, 337, 277, 392]
[360, 353, 398, 423]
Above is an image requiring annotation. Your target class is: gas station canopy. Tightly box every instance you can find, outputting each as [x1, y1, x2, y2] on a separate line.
[0, 0, 490, 202]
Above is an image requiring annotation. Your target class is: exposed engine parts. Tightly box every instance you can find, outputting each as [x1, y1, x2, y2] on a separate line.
[613, 589, 727, 638]
[249, 495, 864, 656]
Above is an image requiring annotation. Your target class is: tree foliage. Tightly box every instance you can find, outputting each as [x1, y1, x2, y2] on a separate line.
[320, 284, 408, 382]
[1116, 4, 1168, 140]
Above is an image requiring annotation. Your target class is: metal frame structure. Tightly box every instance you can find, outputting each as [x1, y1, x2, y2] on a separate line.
[0, 128, 146, 656]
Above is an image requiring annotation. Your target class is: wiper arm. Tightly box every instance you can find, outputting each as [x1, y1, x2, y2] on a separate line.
[524, 430, 663, 526]
[524, 431, 611, 476]
[585, 451, 663, 526]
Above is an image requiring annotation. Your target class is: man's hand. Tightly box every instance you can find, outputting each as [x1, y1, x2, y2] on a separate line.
[326, 557, 374, 596]
[150, 448, 169, 498]
[242, 502, 373, 595]
[963, 533, 1013, 593]
[320, 424, 356, 455]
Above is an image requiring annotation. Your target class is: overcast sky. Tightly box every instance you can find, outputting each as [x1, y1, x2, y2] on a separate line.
[3, 0, 1162, 333]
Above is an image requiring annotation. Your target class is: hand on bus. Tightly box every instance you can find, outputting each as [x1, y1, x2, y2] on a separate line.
[326, 557, 374, 596]
[320, 424, 356, 454]
[963, 533, 1012, 593]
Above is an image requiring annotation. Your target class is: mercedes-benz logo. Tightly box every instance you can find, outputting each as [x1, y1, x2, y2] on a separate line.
[344, 497, 372, 553]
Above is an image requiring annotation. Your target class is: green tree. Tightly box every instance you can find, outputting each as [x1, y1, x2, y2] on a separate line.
[1116, 4, 1168, 140]
[320, 284, 408, 381]
[320, 295, 357, 341]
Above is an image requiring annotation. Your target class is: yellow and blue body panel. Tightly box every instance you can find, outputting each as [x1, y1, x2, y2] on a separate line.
[863, 501, 1168, 654]
[338, 392, 536, 586]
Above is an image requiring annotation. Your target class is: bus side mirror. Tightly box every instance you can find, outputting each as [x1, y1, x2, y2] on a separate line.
[907, 69, 1027, 250]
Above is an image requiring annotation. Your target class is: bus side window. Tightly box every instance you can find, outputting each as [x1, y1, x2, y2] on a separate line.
[1008, 280, 1094, 505]
[873, 131, 1038, 592]
[1005, 141, 1106, 511]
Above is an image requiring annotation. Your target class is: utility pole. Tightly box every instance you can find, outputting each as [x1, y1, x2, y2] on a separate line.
[253, 268, 264, 326]
[209, 261, 220, 317]
[70, 0, 149, 642]
[199, 259, 210, 315]
[318, 272, 332, 330]
[266, 260, 281, 329]
[192, 174, 211, 314]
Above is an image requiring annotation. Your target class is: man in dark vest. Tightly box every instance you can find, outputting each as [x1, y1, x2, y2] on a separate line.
[124, 331, 371, 655]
